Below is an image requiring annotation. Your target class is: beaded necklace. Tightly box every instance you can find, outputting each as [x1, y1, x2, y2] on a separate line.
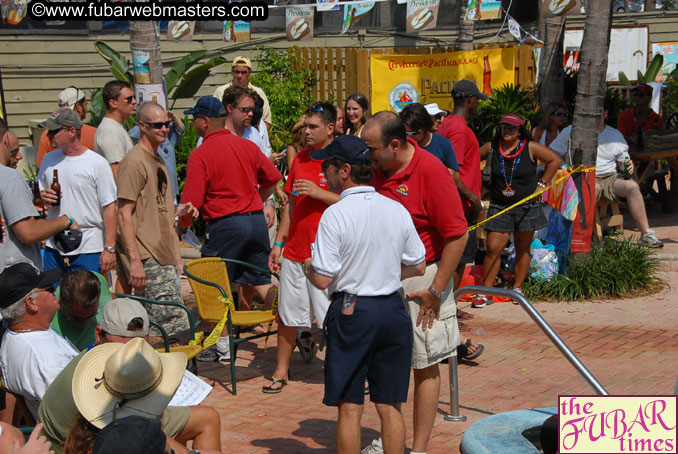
[498, 138, 525, 197]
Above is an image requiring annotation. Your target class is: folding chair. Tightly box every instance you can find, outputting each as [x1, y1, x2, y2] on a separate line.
[183, 257, 278, 395]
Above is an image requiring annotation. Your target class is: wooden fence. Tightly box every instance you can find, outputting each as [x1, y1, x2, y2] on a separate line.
[292, 44, 539, 109]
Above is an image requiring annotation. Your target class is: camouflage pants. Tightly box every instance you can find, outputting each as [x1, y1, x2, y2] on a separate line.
[139, 257, 190, 337]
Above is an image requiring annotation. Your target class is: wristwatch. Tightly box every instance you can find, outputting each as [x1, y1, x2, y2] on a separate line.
[103, 246, 116, 254]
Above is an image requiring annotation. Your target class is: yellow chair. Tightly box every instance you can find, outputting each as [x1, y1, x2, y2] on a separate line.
[113, 293, 203, 373]
[183, 257, 278, 395]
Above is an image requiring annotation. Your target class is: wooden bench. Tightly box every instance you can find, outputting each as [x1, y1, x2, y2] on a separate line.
[593, 200, 624, 241]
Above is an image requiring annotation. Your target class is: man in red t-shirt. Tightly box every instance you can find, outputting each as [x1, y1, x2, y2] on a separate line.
[439, 80, 485, 288]
[365, 111, 482, 454]
[617, 83, 664, 144]
[263, 102, 339, 393]
[181, 96, 282, 361]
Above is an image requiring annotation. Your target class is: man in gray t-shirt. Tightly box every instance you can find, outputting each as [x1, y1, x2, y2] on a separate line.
[0, 122, 80, 270]
[94, 80, 136, 181]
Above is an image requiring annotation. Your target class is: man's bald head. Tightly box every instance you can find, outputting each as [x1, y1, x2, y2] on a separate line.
[137, 101, 166, 124]
[364, 111, 407, 148]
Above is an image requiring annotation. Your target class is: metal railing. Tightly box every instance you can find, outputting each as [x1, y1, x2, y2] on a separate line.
[444, 286, 609, 422]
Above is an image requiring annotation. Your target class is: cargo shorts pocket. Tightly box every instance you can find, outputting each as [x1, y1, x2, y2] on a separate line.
[424, 315, 458, 359]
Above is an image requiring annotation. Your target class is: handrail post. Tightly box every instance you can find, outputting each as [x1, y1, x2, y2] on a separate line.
[443, 285, 608, 423]
[444, 355, 466, 421]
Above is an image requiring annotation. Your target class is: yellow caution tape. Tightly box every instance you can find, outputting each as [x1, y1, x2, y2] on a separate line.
[196, 296, 234, 350]
[468, 165, 595, 232]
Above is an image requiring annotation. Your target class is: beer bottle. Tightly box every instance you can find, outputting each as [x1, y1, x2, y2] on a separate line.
[623, 158, 631, 180]
[482, 55, 492, 96]
[51, 169, 61, 207]
[32, 181, 45, 217]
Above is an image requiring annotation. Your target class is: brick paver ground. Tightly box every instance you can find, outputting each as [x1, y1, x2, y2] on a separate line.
[184, 209, 678, 454]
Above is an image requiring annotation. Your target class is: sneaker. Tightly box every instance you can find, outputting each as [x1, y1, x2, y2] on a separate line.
[216, 342, 231, 362]
[361, 438, 383, 454]
[639, 229, 664, 248]
[196, 345, 219, 362]
[512, 287, 524, 305]
[471, 295, 492, 308]
[297, 330, 317, 363]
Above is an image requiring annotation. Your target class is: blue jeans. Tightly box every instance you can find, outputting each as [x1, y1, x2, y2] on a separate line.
[43, 247, 100, 284]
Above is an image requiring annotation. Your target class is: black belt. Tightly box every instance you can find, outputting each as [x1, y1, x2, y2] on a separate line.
[330, 291, 399, 300]
[208, 210, 263, 224]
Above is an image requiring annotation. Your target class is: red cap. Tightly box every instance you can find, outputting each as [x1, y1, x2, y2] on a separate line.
[499, 114, 525, 127]
[632, 83, 653, 94]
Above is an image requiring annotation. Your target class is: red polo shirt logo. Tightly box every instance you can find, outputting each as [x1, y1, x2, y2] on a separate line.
[396, 184, 409, 196]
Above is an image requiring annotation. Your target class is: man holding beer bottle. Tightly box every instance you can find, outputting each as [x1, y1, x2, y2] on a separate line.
[0, 118, 80, 270]
[37, 108, 118, 274]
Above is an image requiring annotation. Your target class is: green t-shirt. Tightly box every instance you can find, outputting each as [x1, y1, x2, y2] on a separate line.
[50, 272, 112, 351]
[38, 351, 190, 454]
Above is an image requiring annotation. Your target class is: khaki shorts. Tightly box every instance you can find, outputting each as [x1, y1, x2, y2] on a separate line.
[596, 173, 620, 202]
[400, 262, 460, 370]
[161, 406, 191, 437]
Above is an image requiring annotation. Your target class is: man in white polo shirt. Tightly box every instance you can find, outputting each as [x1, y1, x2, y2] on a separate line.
[303, 135, 426, 454]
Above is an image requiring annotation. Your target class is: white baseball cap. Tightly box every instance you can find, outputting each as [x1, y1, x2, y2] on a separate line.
[58, 86, 86, 110]
[424, 103, 444, 116]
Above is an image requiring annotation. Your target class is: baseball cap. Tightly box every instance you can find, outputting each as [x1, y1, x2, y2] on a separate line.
[499, 113, 525, 127]
[92, 416, 166, 454]
[0, 262, 62, 308]
[38, 108, 82, 131]
[310, 135, 371, 165]
[232, 56, 252, 69]
[424, 103, 445, 116]
[451, 80, 488, 101]
[183, 96, 226, 118]
[58, 86, 86, 110]
[632, 83, 653, 94]
[100, 298, 150, 338]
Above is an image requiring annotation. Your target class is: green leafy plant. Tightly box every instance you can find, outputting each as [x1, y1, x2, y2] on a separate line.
[88, 42, 225, 128]
[524, 237, 663, 301]
[468, 83, 539, 144]
[618, 53, 664, 86]
[250, 46, 316, 152]
[662, 67, 678, 120]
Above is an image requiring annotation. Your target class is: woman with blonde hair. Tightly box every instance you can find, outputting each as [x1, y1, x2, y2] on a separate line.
[532, 102, 568, 147]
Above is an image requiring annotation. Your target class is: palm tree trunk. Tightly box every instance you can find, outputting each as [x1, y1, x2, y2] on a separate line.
[644, 0, 656, 11]
[457, 0, 474, 51]
[537, 15, 566, 109]
[570, 0, 613, 168]
[129, 21, 164, 85]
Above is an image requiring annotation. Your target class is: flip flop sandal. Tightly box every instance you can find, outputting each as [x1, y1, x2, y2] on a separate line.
[459, 322, 472, 332]
[262, 376, 288, 394]
[457, 310, 475, 320]
[457, 339, 485, 361]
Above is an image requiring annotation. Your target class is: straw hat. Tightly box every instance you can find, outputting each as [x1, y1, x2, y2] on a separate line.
[72, 338, 186, 429]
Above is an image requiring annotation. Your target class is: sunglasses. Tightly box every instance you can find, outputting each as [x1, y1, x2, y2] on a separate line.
[235, 106, 255, 113]
[232, 69, 250, 76]
[311, 104, 324, 112]
[500, 124, 519, 130]
[157, 167, 168, 195]
[118, 95, 135, 104]
[143, 120, 171, 130]
[406, 129, 422, 137]
[38, 285, 56, 294]
[552, 112, 568, 117]
[434, 113, 447, 120]
[47, 127, 68, 137]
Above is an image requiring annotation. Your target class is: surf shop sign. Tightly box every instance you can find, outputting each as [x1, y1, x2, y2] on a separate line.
[370, 48, 515, 113]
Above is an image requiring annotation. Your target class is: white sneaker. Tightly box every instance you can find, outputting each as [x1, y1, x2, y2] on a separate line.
[639, 229, 664, 248]
[361, 438, 383, 454]
[216, 340, 231, 361]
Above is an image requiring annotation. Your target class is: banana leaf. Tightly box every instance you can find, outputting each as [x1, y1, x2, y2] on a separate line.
[95, 41, 121, 63]
[165, 50, 206, 93]
[618, 72, 632, 86]
[171, 56, 226, 103]
[637, 70, 646, 84]
[644, 54, 664, 83]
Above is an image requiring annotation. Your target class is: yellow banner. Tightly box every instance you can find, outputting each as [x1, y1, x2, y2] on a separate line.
[370, 48, 515, 113]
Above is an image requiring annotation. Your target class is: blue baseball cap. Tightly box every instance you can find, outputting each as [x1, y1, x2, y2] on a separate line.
[310, 135, 371, 165]
[184, 96, 226, 118]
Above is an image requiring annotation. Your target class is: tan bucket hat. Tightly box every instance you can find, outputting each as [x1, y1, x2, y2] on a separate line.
[72, 338, 186, 429]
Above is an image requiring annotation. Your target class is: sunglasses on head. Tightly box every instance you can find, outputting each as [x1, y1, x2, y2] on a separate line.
[405, 129, 422, 137]
[235, 106, 254, 113]
[311, 104, 324, 112]
[143, 120, 171, 130]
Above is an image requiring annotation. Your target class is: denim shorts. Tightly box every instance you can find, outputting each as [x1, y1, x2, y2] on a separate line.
[484, 202, 548, 233]
[201, 211, 271, 286]
[322, 292, 413, 406]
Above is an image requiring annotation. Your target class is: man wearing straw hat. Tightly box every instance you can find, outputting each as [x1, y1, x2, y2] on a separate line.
[38, 298, 221, 454]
